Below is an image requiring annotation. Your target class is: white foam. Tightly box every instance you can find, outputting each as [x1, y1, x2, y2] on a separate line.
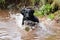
[9, 13, 26, 30]
[39, 23, 47, 31]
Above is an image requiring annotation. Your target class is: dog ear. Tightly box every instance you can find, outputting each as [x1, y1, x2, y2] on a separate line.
[26, 7, 34, 14]
[29, 9, 34, 16]
[20, 9, 25, 15]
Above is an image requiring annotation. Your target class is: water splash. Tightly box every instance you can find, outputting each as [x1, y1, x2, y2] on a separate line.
[10, 13, 53, 31]
[35, 21, 55, 38]
[39, 23, 52, 33]
[9, 13, 25, 30]
[9, 12, 55, 39]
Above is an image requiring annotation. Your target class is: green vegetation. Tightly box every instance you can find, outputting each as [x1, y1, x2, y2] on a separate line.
[34, 4, 52, 17]
[48, 14, 55, 20]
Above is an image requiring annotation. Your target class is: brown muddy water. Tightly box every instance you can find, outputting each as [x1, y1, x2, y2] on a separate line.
[0, 10, 60, 40]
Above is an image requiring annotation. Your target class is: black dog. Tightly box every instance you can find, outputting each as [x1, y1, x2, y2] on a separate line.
[21, 8, 39, 25]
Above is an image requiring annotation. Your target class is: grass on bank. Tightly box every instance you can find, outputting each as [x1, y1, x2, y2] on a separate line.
[34, 4, 55, 20]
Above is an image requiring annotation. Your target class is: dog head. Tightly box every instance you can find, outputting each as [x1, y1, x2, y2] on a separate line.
[20, 8, 34, 17]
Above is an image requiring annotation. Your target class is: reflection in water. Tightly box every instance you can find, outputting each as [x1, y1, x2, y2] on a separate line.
[0, 10, 60, 40]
